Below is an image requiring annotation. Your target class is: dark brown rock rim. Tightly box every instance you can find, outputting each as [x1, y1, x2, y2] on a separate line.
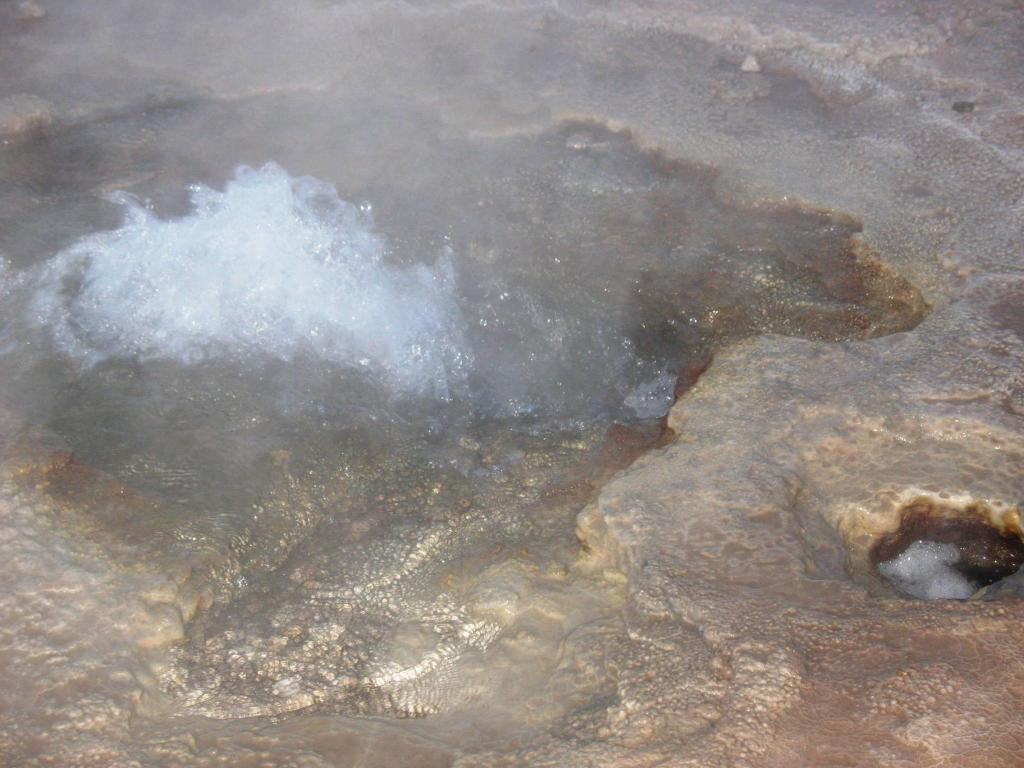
[871, 498, 1024, 589]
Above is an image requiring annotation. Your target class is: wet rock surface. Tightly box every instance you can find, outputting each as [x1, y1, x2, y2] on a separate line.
[0, 1, 1022, 766]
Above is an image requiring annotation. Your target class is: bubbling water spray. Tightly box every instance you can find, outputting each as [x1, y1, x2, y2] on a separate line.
[29, 163, 469, 399]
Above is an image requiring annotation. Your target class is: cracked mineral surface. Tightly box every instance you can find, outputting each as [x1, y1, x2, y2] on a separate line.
[0, 1, 1022, 766]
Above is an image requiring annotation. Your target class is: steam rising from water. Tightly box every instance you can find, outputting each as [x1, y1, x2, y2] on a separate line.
[30, 164, 469, 398]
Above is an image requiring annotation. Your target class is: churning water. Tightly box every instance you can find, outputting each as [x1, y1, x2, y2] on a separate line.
[0, 83, 928, 764]
[29, 163, 469, 399]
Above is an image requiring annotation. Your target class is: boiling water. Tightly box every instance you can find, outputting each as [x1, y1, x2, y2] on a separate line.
[29, 163, 468, 398]
[0, 87, 925, 763]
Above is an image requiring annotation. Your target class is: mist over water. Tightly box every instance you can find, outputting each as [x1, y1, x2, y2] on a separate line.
[2, 1, 1017, 765]
[0, 107, 931, 761]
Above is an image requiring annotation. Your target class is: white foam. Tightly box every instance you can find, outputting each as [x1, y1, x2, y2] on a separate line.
[28, 164, 469, 398]
[624, 372, 677, 419]
[877, 540, 977, 600]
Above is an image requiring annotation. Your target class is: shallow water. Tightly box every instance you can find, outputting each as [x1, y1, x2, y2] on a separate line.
[1, 1, 1021, 766]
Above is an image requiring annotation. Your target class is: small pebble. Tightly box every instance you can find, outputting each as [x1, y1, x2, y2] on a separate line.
[740, 54, 761, 73]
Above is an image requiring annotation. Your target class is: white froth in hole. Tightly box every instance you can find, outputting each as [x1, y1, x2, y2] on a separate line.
[876, 540, 977, 600]
[30, 163, 469, 398]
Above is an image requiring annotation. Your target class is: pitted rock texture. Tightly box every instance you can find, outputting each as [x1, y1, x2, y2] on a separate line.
[562, 294, 1024, 765]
